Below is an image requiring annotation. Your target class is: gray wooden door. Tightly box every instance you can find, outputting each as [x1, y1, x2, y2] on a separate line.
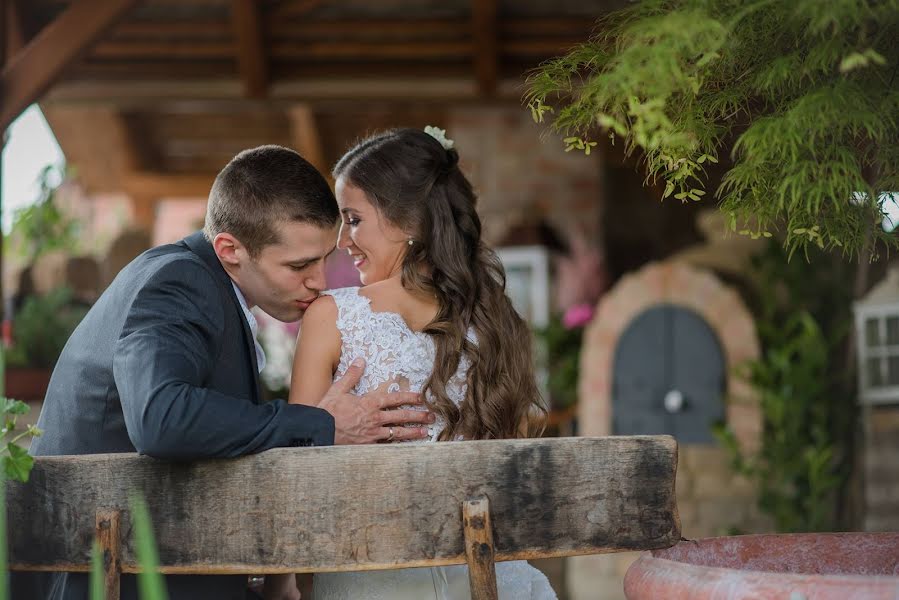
[612, 304, 726, 443]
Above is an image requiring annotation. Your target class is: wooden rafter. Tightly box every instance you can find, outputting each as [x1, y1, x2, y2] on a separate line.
[287, 104, 327, 177]
[472, 0, 498, 97]
[231, 0, 268, 98]
[4, 0, 26, 61]
[0, 0, 141, 131]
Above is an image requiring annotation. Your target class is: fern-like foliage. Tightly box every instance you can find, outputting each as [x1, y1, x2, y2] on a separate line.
[526, 0, 899, 258]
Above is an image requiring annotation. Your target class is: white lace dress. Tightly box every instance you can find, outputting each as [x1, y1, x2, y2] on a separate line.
[312, 287, 557, 600]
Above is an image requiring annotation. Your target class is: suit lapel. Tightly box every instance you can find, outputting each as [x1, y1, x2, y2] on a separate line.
[182, 232, 264, 404]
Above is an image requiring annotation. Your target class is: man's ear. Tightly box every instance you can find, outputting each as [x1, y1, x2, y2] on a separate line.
[212, 232, 245, 267]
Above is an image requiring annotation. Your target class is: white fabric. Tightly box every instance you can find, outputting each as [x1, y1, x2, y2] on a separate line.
[312, 287, 557, 600]
[231, 281, 266, 372]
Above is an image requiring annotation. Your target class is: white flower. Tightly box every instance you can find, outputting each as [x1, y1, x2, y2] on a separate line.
[424, 125, 454, 150]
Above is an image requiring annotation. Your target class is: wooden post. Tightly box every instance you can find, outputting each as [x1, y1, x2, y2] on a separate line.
[463, 496, 498, 600]
[95, 509, 122, 600]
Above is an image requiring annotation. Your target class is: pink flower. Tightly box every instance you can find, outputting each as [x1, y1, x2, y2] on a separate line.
[563, 303, 594, 329]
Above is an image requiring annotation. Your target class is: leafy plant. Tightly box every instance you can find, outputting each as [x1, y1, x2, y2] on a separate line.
[536, 314, 586, 410]
[0, 398, 42, 600]
[6, 287, 89, 369]
[7, 165, 78, 263]
[1, 398, 42, 483]
[526, 0, 899, 259]
[715, 240, 856, 532]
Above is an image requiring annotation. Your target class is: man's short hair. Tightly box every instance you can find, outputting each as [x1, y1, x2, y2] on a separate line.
[203, 145, 337, 257]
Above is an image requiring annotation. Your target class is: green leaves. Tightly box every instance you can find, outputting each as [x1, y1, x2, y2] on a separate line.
[525, 0, 899, 259]
[130, 494, 169, 600]
[1, 397, 42, 483]
[839, 49, 886, 73]
[2, 445, 33, 483]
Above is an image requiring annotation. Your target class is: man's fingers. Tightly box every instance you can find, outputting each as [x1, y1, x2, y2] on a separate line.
[332, 358, 365, 393]
[375, 391, 423, 409]
[382, 426, 430, 442]
[379, 409, 435, 425]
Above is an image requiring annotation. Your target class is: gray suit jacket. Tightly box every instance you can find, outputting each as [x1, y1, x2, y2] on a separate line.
[14, 232, 334, 600]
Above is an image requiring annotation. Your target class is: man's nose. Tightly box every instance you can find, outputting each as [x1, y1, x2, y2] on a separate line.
[307, 261, 327, 292]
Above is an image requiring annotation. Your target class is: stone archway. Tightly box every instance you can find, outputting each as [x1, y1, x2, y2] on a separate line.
[567, 261, 767, 600]
[578, 260, 761, 453]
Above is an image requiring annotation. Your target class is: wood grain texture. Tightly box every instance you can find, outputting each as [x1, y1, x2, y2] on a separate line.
[0, 0, 141, 130]
[8, 436, 679, 574]
[463, 497, 498, 600]
[95, 509, 122, 600]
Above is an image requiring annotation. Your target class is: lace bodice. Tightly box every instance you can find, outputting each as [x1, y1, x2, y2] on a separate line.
[323, 287, 471, 442]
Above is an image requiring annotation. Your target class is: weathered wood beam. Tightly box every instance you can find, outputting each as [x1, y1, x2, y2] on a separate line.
[123, 172, 214, 200]
[123, 172, 213, 230]
[7, 437, 680, 573]
[91, 41, 234, 59]
[287, 104, 327, 177]
[0, 0, 142, 131]
[472, 0, 498, 97]
[4, 0, 26, 61]
[113, 20, 231, 38]
[269, 0, 326, 20]
[231, 0, 268, 98]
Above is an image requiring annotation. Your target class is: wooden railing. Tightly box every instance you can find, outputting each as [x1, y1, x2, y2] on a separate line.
[7, 436, 680, 600]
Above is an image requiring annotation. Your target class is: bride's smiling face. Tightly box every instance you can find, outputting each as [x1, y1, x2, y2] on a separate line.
[335, 176, 410, 285]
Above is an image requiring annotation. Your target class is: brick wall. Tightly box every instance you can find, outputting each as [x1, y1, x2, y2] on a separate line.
[447, 107, 603, 246]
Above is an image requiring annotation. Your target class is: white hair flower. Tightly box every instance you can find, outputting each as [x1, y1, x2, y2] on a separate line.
[424, 125, 454, 150]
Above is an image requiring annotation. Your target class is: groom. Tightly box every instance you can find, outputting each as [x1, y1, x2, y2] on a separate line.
[14, 145, 433, 600]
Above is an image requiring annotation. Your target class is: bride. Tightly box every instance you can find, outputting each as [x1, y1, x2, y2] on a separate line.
[267, 127, 556, 600]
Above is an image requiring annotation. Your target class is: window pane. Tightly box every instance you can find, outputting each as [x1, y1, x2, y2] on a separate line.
[888, 317, 899, 345]
[889, 356, 899, 386]
[866, 318, 882, 347]
[868, 357, 884, 387]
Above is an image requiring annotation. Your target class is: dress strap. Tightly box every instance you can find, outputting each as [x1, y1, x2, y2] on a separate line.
[321, 287, 370, 331]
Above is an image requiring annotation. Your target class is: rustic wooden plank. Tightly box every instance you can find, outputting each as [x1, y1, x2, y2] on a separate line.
[0, 0, 142, 131]
[7, 436, 680, 574]
[95, 509, 122, 600]
[463, 497, 498, 600]
[472, 0, 498, 97]
[231, 0, 268, 98]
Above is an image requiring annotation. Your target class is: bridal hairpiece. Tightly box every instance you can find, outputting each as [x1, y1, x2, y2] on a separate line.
[423, 125, 454, 150]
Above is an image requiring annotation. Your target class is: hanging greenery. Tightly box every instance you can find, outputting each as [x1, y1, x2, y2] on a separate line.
[525, 0, 899, 258]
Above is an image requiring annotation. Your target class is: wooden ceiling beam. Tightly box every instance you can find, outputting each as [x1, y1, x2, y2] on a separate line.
[269, 0, 326, 20]
[123, 172, 214, 200]
[4, 0, 26, 61]
[472, 0, 498, 97]
[287, 104, 327, 177]
[113, 20, 231, 38]
[0, 0, 142, 131]
[270, 40, 471, 60]
[232, 0, 268, 98]
[91, 41, 234, 59]
[267, 19, 470, 38]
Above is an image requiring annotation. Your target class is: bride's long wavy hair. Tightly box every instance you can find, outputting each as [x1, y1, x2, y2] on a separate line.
[333, 128, 546, 440]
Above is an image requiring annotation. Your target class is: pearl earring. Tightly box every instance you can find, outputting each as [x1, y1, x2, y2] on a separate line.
[408, 239, 414, 246]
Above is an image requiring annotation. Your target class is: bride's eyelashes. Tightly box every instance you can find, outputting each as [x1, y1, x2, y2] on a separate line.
[343, 217, 360, 227]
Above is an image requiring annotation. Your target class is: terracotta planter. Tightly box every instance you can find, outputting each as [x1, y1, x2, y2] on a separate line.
[624, 533, 899, 599]
[5, 367, 52, 401]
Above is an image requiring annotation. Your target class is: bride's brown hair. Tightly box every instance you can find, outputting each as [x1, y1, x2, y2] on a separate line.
[334, 128, 546, 440]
